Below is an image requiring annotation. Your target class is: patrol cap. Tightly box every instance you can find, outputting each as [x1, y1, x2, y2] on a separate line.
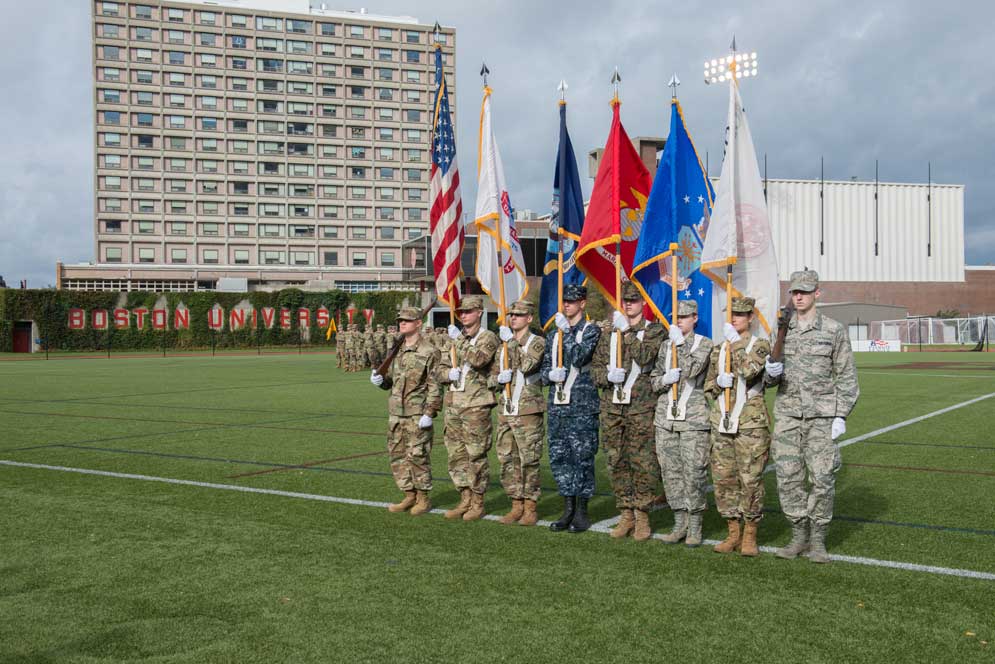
[508, 300, 535, 316]
[789, 269, 819, 293]
[457, 294, 484, 311]
[562, 284, 588, 301]
[620, 281, 643, 302]
[731, 296, 755, 313]
[677, 300, 698, 316]
[396, 306, 423, 321]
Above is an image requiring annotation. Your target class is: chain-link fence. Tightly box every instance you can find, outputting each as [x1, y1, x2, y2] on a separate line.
[869, 315, 994, 348]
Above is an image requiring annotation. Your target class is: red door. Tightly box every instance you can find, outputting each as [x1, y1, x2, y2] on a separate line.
[12, 322, 31, 353]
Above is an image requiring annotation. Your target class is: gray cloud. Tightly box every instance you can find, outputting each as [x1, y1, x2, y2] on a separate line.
[1, 0, 992, 288]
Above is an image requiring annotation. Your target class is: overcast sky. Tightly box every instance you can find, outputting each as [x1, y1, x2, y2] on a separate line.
[1, 0, 993, 287]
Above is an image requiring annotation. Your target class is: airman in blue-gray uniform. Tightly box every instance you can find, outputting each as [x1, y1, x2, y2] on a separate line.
[540, 284, 602, 533]
[765, 269, 860, 564]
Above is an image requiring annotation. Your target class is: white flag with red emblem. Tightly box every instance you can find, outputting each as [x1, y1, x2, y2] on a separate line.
[700, 78, 779, 336]
[473, 86, 529, 322]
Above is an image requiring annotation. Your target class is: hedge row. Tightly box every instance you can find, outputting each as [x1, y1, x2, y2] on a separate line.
[0, 288, 416, 352]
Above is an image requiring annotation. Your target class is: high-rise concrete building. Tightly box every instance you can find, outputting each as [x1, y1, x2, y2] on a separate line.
[61, 0, 455, 292]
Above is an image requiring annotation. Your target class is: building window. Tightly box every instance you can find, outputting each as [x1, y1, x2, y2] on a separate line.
[203, 249, 219, 264]
[256, 16, 282, 32]
[231, 223, 250, 236]
[319, 22, 336, 36]
[321, 226, 339, 238]
[103, 111, 121, 125]
[234, 249, 250, 264]
[170, 222, 188, 235]
[200, 223, 220, 236]
[105, 246, 122, 262]
[171, 248, 188, 264]
[261, 250, 285, 265]
[381, 252, 395, 266]
[349, 25, 364, 38]
[288, 19, 311, 34]
[351, 227, 368, 239]
[352, 252, 367, 267]
[138, 247, 155, 263]
[291, 251, 314, 266]
[380, 226, 396, 239]
[323, 251, 338, 266]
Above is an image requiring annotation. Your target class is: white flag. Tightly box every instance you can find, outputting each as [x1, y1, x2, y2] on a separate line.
[474, 87, 529, 321]
[700, 78, 780, 337]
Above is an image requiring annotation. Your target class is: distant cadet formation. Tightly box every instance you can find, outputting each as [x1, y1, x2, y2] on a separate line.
[368, 269, 859, 563]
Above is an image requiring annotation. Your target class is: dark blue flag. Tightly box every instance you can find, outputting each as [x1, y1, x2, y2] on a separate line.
[631, 100, 715, 336]
[540, 103, 586, 330]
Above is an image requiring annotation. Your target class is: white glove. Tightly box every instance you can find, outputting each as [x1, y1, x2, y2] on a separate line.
[448, 367, 462, 383]
[498, 325, 514, 343]
[662, 367, 682, 386]
[607, 367, 626, 384]
[723, 322, 740, 344]
[447, 324, 461, 340]
[497, 369, 513, 384]
[554, 312, 570, 332]
[765, 358, 784, 377]
[369, 370, 383, 387]
[832, 417, 846, 440]
[548, 367, 567, 383]
[612, 310, 630, 332]
[716, 372, 734, 389]
[668, 325, 685, 346]
[418, 414, 433, 429]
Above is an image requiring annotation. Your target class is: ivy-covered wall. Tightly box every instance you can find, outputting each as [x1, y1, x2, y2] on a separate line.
[0, 288, 416, 352]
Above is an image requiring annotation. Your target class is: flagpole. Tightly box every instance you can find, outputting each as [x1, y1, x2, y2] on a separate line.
[670, 243, 680, 414]
[721, 41, 738, 432]
[611, 67, 623, 376]
[556, 86, 567, 378]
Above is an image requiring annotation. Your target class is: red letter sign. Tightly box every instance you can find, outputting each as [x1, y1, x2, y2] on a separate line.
[114, 308, 130, 329]
[68, 308, 85, 330]
[279, 308, 292, 330]
[92, 309, 108, 330]
[152, 309, 167, 330]
[173, 308, 189, 330]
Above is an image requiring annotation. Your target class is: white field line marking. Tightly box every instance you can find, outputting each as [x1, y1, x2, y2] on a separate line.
[836, 391, 995, 450]
[3, 460, 993, 582]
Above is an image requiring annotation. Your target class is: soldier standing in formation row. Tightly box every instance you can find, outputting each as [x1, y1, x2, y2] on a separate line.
[592, 282, 664, 541]
[651, 299, 714, 547]
[704, 297, 772, 557]
[438, 296, 499, 521]
[541, 284, 602, 533]
[765, 269, 859, 563]
[493, 300, 546, 526]
[369, 307, 442, 515]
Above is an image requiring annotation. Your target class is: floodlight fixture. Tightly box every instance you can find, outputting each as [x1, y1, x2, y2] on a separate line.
[704, 48, 758, 85]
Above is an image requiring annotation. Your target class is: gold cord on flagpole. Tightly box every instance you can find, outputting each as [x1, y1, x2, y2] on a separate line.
[723, 261, 734, 431]
[669, 243, 680, 416]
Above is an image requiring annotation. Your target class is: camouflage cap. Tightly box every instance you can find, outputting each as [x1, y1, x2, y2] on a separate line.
[789, 269, 819, 293]
[731, 296, 755, 313]
[562, 284, 588, 301]
[457, 294, 484, 311]
[620, 281, 643, 301]
[677, 299, 698, 316]
[508, 299, 535, 315]
[396, 306, 423, 321]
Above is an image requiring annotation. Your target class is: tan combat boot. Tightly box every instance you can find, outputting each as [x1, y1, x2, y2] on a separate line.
[518, 499, 538, 526]
[713, 519, 742, 553]
[610, 509, 635, 538]
[632, 509, 652, 541]
[660, 510, 688, 544]
[444, 489, 472, 519]
[499, 499, 524, 525]
[462, 492, 486, 521]
[388, 490, 416, 513]
[409, 490, 432, 516]
[740, 520, 760, 557]
[685, 512, 704, 548]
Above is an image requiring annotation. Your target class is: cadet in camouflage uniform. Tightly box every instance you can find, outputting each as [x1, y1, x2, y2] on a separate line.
[650, 300, 714, 547]
[437, 295, 500, 521]
[363, 326, 377, 369]
[372, 324, 387, 367]
[369, 307, 443, 516]
[342, 325, 353, 371]
[765, 270, 859, 563]
[492, 300, 546, 526]
[540, 284, 602, 533]
[347, 324, 361, 372]
[704, 297, 772, 557]
[592, 282, 664, 541]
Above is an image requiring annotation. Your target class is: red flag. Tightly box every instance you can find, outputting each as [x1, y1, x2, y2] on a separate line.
[575, 101, 652, 310]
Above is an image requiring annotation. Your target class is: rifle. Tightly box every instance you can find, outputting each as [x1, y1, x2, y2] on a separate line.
[376, 299, 437, 377]
[770, 300, 796, 363]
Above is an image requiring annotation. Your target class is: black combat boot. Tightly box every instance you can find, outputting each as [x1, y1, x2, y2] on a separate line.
[568, 497, 591, 533]
[549, 496, 576, 532]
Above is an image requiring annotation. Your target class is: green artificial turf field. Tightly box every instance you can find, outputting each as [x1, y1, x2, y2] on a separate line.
[1, 350, 993, 662]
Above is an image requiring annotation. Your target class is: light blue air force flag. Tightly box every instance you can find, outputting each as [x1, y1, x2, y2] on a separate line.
[631, 100, 715, 336]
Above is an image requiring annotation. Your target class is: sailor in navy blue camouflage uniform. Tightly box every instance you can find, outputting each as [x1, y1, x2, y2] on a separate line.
[541, 284, 602, 533]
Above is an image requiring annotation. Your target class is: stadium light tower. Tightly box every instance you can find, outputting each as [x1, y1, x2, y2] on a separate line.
[704, 37, 758, 84]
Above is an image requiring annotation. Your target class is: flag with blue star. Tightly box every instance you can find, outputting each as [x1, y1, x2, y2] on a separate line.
[631, 99, 715, 336]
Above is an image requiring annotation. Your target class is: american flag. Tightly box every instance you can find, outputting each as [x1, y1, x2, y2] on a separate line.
[429, 47, 463, 308]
